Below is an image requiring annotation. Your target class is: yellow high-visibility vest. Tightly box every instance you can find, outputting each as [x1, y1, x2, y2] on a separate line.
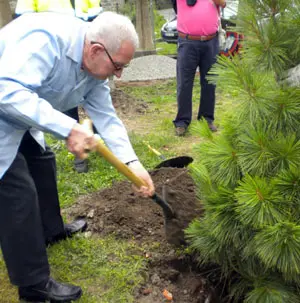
[15, 0, 102, 21]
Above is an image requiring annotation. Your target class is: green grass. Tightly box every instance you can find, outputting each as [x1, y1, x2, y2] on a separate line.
[156, 41, 177, 56]
[47, 137, 124, 208]
[121, 78, 200, 105]
[0, 236, 146, 303]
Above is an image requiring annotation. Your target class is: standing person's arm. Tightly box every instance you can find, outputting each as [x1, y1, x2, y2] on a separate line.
[171, 0, 177, 14]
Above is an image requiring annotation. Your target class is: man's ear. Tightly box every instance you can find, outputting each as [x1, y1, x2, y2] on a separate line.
[90, 44, 103, 57]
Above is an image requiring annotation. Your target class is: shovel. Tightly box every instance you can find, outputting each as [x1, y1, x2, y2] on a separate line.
[82, 119, 194, 246]
[144, 142, 193, 169]
[82, 120, 174, 220]
[93, 136, 175, 219]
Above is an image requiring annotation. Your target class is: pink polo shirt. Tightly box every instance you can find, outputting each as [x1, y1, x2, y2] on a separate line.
[177, 0, 219, 36]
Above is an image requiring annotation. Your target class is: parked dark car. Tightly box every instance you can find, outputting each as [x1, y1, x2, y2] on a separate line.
[161, 1, 243, 56]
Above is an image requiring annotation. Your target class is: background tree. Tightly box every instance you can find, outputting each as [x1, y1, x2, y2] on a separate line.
[135, 0, 155, 51]
[186, 0, 300, 301]
[0, 0, 12, 28]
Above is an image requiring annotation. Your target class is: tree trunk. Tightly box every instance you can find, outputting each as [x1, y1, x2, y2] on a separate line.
[135, 0, 154, 51]
[0, 0, 12, 28]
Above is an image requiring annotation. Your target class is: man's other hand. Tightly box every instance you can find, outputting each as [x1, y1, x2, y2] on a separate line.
[127, 161, 155, 197]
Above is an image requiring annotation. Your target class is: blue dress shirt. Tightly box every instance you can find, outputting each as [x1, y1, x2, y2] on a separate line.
[0, 12, 137, 178]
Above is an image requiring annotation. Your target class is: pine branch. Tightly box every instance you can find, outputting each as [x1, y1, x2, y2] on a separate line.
[235, 175, 291, 228]
[195, 135, 241, 187]
[267, 87, 300, 135]
[189, 164, 214, 201]
[237, 127, 274, 177]
[185, 219, 231, 270]
[269, 133, 300, 174]
[273, 167, 300, 202]
[251, 222, 300, 280]
[190, 119, 213, 140]
[244, 279, 300, 303]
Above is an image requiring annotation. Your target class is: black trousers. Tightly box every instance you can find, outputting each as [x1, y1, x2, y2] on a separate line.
[64, 107, 98, 134]
[64, 107, 79, 122]
[0, 133, 65, 286]
[173, 35, 219, 128]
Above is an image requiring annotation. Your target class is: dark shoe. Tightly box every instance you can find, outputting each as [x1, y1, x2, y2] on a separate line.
[19, 277, 82, 302]
[64, 218, 88, 238]
[175, 126, 186, 136]
[208, 122, 217, 132]
[46, 218, 87, 246]
[74, 158, 88, 173]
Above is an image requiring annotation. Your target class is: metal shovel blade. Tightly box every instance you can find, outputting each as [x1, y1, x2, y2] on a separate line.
[155, 156, 193, 169]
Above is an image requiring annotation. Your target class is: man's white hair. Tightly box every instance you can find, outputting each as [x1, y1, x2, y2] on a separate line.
[86, 12, 139, 53]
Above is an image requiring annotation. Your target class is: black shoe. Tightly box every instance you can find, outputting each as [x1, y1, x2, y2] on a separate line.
[74, 158, 88, 173]
[64, 218, 88, 238]
[46, 218, 88, 246]
[19, 277, 82, 302]
[208, 122, 218, 132]
[175, 126, 187, 136]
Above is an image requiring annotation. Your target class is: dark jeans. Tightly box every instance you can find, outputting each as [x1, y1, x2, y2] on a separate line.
[0, 133, 65, 286]
[64, 107, 79, 122]
[173, 35, 219, 128]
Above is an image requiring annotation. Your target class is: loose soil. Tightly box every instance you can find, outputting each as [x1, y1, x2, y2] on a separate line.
[73, 86, 225, 302]
[67, 168, 223, 303]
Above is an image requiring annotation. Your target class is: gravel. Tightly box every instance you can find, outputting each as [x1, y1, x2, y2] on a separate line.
[286, 64, 300, 87]
[114, 55, 177, 82]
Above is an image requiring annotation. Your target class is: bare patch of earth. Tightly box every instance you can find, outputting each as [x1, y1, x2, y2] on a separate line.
[111, 86, 201, 157]
[66, 168, 224, 303]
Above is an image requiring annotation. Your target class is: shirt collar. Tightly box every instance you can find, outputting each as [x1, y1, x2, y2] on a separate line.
[66, 22, 89, 65]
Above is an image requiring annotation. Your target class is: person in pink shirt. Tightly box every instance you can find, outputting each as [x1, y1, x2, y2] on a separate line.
[172, 0, 226, 135]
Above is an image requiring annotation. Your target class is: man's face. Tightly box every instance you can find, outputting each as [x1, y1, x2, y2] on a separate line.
[83, 40, 135, 80]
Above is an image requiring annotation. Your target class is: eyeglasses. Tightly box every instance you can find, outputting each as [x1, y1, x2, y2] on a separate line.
[91, 41, 129, 71]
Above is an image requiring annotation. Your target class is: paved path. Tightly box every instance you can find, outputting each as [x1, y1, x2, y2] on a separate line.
[115, 55, 176, 82]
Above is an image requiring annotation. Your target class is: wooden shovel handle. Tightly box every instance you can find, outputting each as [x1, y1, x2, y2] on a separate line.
[93, 136, 147, 188]
[82, 118, 147, 188]
[82, 120, 175, 218]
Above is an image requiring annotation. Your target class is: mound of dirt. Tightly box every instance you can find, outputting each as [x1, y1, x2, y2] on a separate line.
[66, 168, 222, 303]
[111, 88, 149, 117]
[67, 168, 201, 243]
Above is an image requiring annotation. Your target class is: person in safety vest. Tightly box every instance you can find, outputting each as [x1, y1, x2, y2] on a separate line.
[15, 0, 103, 21]
[15, 0, 103, 173]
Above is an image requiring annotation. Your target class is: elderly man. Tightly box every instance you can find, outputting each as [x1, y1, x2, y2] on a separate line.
[0, 11, 154, 302]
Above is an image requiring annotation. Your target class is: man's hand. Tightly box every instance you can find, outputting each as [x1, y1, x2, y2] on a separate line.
[66, 123, 97, 159]
[127, 161, 155, 197]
